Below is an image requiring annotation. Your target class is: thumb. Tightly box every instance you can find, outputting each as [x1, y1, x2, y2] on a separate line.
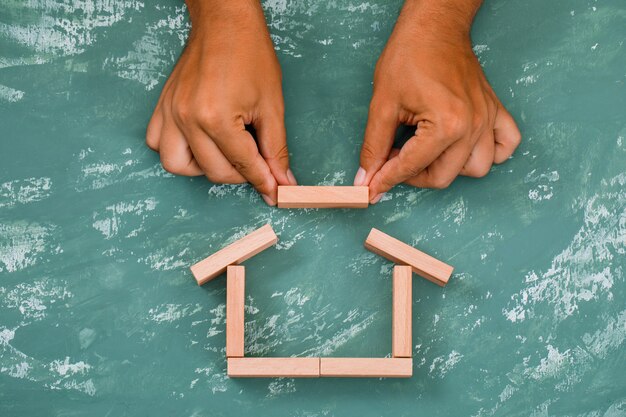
[368, 122, 447, 200]
[354, 99, 398, 187]
[255, 111, 297, 186]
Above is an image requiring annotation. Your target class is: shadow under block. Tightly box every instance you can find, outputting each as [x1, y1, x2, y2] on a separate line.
[393, 266, 412, 358]
[190, 224, 277, 285]
[320, 358, 413, 378]
[277, 186, 369, 208]
[364, 228, 453, 286]
[227, 358, 320, 378]
[226, 266, 245, 358]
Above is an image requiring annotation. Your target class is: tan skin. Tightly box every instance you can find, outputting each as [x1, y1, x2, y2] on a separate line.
[147, 0, 521, 205]
[146, 1, 295, 206]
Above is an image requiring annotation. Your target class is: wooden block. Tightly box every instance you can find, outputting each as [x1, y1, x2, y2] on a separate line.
[227, 358, 320, 378]
[393, 266, 412, 358]
[190, 224, 277, 285]
[277, 186, 369, 208]
[226, 266, 245, 358]
[364, 228, 453, 286]
[320, 358, 412, 378]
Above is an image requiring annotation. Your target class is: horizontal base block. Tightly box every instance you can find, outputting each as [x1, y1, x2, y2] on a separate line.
[228, 358, 320, 378]
[320, 358, 412, 378]
[277, 186, 369, 208]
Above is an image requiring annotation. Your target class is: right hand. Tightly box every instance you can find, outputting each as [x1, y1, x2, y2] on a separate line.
[146, 0, 297, 206]
[354, 0, 521, 203]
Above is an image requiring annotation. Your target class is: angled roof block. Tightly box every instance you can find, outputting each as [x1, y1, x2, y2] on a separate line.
[190, 224, 277, 285]
[365, 228, 454, 286]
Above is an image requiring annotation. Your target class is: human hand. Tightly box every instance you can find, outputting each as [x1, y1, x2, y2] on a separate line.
[146, 0, 297, 206]
[354, 0, 521, 203]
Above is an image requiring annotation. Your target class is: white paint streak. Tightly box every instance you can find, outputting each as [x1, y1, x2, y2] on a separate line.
[0, 0, 144, 61]
[92, 198, 157, 239]
[0, 84, 25, 102]
[504, 173, 625, 322]
[0, 222, 59, 273]
[148, 303, 203, 323]
[0, 177, 52, 208]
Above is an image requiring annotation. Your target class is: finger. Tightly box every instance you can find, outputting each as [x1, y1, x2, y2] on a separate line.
[146, 105, 163, 151]
[211, 125, 278, 205]
[368, 122, 449, 199]
[158, 120, 204, 176]
[404, 139, 473, 189]
[146, 64, 181, 152]
[355, 99, 399, 186]
[459, 129, 495, 178]
[255, 110, 296, 185]
[493, 104, 522, 163]
[183, 128, 247, 184]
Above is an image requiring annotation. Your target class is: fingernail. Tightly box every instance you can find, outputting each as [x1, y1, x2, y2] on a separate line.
[370, 193, 385, 204]
[353, 167, 367, 186]
[261, 194, 276, 206]
[286, 169, 298, 185]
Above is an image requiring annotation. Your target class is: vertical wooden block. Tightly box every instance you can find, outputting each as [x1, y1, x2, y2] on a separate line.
[393, 266, 412, 358]
[226, 266, 245, 358]
[364, 228, 453, 286]
[190, 224, 277, 285]
[277, 186, 369, 208]
[227, 358, 320, 378]
[319, 358, 412, 378]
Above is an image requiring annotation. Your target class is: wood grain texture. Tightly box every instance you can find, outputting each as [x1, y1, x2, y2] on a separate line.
[364, 228, 453, 286]
[226, 266, 245, 358]
[227, 358, 320, 378]
[393, 266, 412, 358]
[320, 358, 412, 378]
[277, 186, 369, 208]
[190, 224, 277, 285]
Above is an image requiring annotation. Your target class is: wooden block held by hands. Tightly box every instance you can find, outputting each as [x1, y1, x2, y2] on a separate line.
[320, 358, 412, 378]
[365, 228, 453, 286]
[277, 186, 369, 208]
[226, 266, 245, 358]
[393, 266, 412, 358]
[190, 224, 277, 285]
[228, 357, 320, 378]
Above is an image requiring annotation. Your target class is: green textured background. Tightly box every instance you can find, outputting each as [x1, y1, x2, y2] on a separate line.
[1, 0, 625, 416]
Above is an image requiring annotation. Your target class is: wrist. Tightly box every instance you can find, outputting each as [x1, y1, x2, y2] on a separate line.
[395, 0, 481, 46]
[186, 0, 267, 33]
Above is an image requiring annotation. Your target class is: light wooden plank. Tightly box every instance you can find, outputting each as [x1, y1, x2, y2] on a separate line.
[226, 266, 245, 358]
[227, 358, 320, 378]
[393, 266, 412, 358]
[277, 186, 369, 208]
[319, 358, 412, 378]
[190, 224, 277, 285]
[364, 228, 453, 286]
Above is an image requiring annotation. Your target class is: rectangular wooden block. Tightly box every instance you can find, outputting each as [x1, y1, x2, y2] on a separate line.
[190, 224, 277, 285]
[277, 186, 369, 208]
[364, 228, 453, 286]
[393, 266, 412, 358]
[320, 358, 412, 378]
[227, 358, 320, 378]
[226, 266, 245, 358]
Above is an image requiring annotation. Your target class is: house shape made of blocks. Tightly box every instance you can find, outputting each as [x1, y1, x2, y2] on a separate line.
[190, 223, 454, 378]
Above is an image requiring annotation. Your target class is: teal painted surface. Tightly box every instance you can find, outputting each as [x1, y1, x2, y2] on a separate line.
[1, 0, 625, 415]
